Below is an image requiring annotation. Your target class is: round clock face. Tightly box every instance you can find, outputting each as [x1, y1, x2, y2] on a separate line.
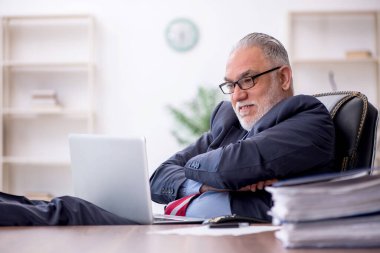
[165, 18, 199, 52]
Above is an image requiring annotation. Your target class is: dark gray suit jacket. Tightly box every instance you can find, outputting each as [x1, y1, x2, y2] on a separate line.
[150, 95, 335, 221]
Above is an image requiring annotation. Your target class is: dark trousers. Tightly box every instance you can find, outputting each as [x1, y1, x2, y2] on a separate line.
[0, 192, 136, 226]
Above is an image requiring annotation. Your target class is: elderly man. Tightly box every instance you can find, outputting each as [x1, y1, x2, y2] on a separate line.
[150, 32, 335, 221]
[0, 32, 334, 225]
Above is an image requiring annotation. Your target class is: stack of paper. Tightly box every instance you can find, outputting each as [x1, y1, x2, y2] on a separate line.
[267, 172, 380, 248]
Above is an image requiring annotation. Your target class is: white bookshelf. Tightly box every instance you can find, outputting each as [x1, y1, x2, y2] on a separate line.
[0, 15, 95, 198]
[288, 11, 379, 104]
[288, 11, 380, 164]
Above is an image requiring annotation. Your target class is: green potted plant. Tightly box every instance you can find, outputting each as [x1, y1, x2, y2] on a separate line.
[167, 86, 223, 146]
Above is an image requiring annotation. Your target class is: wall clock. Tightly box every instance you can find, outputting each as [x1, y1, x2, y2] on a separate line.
[165, 18, 199, 52]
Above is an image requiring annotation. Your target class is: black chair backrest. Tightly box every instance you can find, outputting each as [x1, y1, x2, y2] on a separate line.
[314, 91, 378, 172]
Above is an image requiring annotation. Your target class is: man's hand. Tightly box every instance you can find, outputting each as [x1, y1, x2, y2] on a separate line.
[199, 179, 278, 193]
[238, 179, 278, 192]
[199, 184, 229, 193]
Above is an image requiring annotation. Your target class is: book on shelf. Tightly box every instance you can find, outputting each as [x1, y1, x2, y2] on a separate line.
[267, 168, 380, 248]
[345, 50, 372, 59]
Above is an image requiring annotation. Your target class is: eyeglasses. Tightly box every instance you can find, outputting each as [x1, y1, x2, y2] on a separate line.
[219, 66, 281, 94]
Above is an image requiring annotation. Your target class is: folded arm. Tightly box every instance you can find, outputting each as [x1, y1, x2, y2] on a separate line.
[200, 179, 278, 193]
[184, 97, 335, 190]
[149, 132, 213, 204]
[150, 96, 335, 203]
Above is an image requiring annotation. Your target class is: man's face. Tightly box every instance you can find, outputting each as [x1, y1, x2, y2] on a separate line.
[225, 46, 285, 131]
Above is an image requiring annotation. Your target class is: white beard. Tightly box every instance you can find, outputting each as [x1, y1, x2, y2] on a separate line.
[234, 82, 285, 131]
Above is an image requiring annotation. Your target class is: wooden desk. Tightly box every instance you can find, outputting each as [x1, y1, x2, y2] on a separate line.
[0, 225, 379, 253]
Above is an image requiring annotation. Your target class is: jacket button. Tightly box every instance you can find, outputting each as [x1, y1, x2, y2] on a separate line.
[190, 161, 200, 169]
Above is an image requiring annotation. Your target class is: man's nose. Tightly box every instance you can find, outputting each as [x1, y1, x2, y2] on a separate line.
[232, 84, 247, 101]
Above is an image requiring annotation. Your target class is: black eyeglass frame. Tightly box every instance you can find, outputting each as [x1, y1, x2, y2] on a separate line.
[219, 66, 282, 94]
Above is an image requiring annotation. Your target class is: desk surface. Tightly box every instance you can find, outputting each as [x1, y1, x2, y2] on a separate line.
[0, 225, 379, 253]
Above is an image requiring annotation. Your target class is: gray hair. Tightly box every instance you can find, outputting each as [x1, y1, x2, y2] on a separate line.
[231, 33, 290, 66]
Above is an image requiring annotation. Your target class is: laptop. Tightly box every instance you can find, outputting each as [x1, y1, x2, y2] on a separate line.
[68, 134, 204, 225]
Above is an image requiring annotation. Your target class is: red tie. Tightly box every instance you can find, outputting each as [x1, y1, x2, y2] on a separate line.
[164, 194, 200, 216]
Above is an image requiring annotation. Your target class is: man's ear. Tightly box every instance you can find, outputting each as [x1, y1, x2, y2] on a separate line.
[279, 66, 292, 91]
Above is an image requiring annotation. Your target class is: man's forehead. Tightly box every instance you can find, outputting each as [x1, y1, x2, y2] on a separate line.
[224, 46, 266, 80]
[224, 69, 256, 82]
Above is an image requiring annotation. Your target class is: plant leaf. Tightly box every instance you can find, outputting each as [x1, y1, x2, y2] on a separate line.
[167, 86, 223, 146]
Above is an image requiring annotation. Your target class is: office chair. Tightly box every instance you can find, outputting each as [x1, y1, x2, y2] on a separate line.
[313, 91, 378, 172]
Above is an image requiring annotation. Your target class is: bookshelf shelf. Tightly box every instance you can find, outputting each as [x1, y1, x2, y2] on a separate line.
[292, 58, 378, 65]
[2, 108, 91, 118]
[3, 61, 93, 69]
[2, 156, 70, 166]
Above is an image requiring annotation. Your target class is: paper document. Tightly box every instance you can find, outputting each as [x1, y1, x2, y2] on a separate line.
[148, 225, 280, 236]
[267, 174, 380, 222]
[268, 171, 380, 248]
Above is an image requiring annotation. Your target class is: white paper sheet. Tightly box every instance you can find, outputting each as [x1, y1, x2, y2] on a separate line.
[148, 225, 280, 236]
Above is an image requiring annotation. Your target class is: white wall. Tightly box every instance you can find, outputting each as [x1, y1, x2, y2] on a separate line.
[1, 0, 379, 175]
